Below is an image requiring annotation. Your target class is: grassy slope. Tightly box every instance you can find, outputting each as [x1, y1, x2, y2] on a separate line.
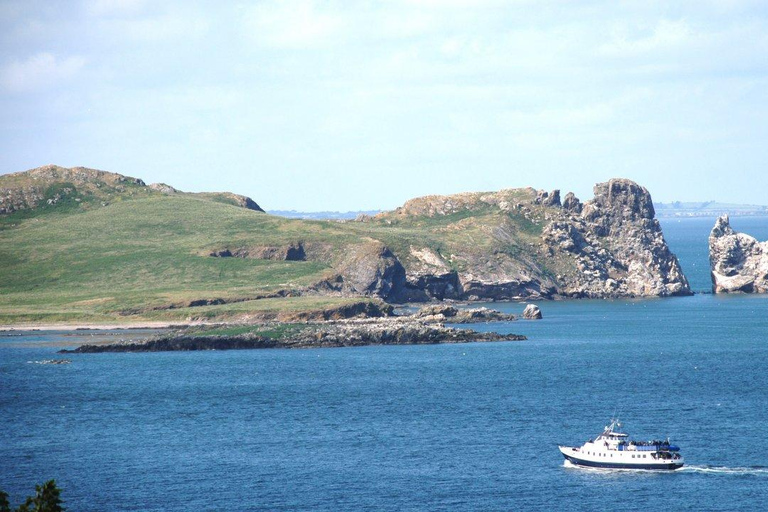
[0, 187, 549, 325]
[0, 196, 353, 324]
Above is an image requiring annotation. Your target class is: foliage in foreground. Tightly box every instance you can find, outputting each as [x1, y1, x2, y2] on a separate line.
[0, 480, 64, 512]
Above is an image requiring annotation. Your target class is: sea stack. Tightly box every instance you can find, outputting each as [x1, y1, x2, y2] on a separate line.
[709, 215, 768, 293]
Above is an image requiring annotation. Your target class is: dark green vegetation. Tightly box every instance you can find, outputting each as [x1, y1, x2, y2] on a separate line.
[0, 480, 64, 512]
[0, 166, 551, 325]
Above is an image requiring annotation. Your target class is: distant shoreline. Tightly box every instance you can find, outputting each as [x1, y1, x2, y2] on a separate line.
[0, 321, 206, 332]
[657, 213, 768, 219]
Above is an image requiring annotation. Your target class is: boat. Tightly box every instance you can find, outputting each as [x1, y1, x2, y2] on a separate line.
[558, 419, 684, 470]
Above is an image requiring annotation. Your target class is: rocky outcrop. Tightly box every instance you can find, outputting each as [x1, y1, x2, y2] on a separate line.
[369, 178, 690, 301]
[148, 183, 179, 194]
[522, 304, 542, 319]
[414, 305, 516, 323]
[535, 189, 561, 207]
[540, 179, 690, 297]
[709, 215, 768, 293]
[209, 242, 306, 261]
[61, 316, 526, 353]
[562, 192, 582, 214]
[0, 164, 146, 214]
[326, 241, 407, 300]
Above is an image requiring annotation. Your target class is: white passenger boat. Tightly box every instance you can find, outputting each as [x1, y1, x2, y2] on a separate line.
[558, 419, 684, 470]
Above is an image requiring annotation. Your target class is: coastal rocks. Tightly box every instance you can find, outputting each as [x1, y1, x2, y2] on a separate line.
[541, 179, 691, 298]
[371, 178, 689, 301]
[522, 304, 542, 319]
[332, 242, 407, 300]
[278, 300, 395, 321]
[709, 215, 768, 293]
[61, 318, 526, 353]
[403, 247, 461, 300]
[414, 305, 516, 323]
[61, 336, 280, 353]
[460, 278, 556, 301]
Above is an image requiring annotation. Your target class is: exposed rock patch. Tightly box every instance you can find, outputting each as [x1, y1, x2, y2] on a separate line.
[522, 304, 542, 319]
[414, 305, 516, 323]
[148, 183, 179, 194]
[326, 241, 407, 300]
[709, 215, 768, 293]
[209, 242, 306, 261]
[0, 164, 146, 214]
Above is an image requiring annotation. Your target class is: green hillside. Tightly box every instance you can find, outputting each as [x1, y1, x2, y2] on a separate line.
[0, 168, 547, 325]
[1, 166, 691, 326]
[0, 192, 538, 324]
[0, 195, 342, 324]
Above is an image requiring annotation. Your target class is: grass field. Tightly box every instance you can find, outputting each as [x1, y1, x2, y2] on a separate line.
[0, 178, 550, 325]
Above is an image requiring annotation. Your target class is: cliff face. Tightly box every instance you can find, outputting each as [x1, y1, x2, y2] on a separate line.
[362, 178, 691, 301]
[709, 215, 768, 293]
[542, 179, 690, 297]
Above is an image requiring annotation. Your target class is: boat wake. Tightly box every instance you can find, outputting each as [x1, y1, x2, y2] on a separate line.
[563, 461, 768, 476]
[679, 465, 768, 476]
[562, 460, 658, 474]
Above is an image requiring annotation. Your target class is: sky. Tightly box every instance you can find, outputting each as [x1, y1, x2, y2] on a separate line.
[1, 0, 767, 211]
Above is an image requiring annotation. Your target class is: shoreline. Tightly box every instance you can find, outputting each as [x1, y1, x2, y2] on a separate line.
[0, 321, 209, 332]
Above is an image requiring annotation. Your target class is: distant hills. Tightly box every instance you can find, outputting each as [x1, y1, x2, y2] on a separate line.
[655, 201, 768, 217]
[271, 203, 768, 220]
[268, 210, 380, 220]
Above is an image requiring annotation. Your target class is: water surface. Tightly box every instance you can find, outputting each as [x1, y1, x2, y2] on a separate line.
[2, 217, 768, 511]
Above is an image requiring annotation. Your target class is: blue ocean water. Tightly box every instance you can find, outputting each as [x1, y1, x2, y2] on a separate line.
[2, 217, 768, 511]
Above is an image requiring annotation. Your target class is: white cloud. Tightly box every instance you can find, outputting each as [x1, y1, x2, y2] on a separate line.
[84, 0, 148, 17]
[1, 53, 86, 93]
[110, 13, 209, 41]
[242, 0, 345, 49]
[599, 19, 693, 57]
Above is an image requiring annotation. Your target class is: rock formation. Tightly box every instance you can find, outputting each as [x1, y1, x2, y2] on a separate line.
[709, 215, 768, 293]
[542, 179, 690, 297]
[60, 310, 526, 353]
[368, 178, 691, 301]
[522, 304, 542, 319]
[414, 305, 516, 323]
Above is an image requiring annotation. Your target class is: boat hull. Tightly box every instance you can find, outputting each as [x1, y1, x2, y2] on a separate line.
[561, 452, 683, 471]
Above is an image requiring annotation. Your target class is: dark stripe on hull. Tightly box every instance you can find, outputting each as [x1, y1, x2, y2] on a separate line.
[563, 454, 683, 471]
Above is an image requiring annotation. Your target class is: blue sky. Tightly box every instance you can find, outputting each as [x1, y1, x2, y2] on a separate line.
[1, 0, 767, 211]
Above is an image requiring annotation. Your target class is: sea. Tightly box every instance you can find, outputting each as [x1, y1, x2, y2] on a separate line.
[2, 217, 768, 511]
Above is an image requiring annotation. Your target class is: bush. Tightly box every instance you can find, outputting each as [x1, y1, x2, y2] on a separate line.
[0, 481, 64, 512]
